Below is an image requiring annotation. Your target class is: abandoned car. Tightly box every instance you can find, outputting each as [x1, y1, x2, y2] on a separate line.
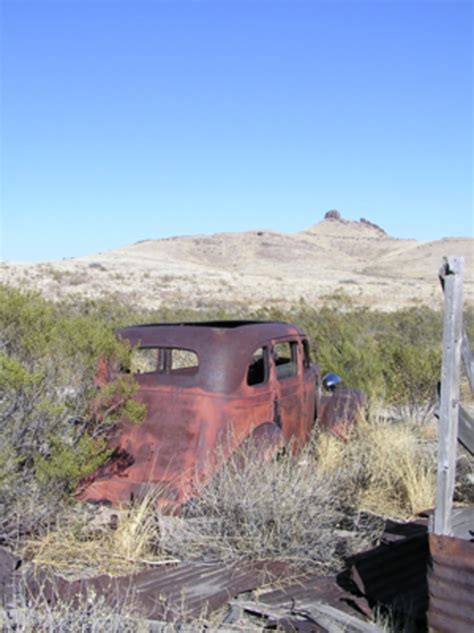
[78, 321, 364, 509]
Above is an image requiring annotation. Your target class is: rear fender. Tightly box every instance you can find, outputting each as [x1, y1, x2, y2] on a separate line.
[234, 422, 286, 462]
[318, 388, 366, 440]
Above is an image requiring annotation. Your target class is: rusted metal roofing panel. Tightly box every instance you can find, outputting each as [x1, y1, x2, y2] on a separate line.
[20, 560, 289, 623]
[257, 573, 368, 615]
[428, 533, 474, 633]
[380, 517, 428, 543]
[114, 559, 288, 620]
[234, 597, 378, 633]
[350, 533, 430, 621]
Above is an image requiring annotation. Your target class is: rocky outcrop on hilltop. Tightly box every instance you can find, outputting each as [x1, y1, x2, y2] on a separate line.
[324, 209, 342, 220]
[323, 210, 387, 236]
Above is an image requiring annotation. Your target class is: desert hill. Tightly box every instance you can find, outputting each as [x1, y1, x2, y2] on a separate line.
[1, 213, 472, 311]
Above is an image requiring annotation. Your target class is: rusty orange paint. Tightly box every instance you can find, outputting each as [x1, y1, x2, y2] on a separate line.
[77, 321, 362, 509]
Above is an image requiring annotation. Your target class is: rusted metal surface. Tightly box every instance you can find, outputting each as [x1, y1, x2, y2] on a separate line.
[350, 532, 430, 622]
[258, 573, 369, 616]
[3, 519, 435, 628]
[79, 320, 362, 509]
[319, 388, 366, 440]
[379, 516, 428, 543]
[232, 571, 378, 632]
[10, 559, 289, 623]
[2, 552, 373, 630]
[428, 532, 474, 633]
[234, 599, 377, 633]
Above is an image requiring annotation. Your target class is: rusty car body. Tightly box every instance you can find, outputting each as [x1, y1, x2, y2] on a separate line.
[78, 321, 364, 509]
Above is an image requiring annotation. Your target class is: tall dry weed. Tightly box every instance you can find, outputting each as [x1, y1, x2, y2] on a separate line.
[24, 494, 170, 577]
[316, 410, 437, 518]
[157, 440, 380, 571]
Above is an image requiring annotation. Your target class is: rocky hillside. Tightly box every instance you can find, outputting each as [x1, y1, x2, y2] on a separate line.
[1, 212, 473, 311]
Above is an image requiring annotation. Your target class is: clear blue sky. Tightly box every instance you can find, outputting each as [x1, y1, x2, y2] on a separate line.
[1, 0, 472, 262]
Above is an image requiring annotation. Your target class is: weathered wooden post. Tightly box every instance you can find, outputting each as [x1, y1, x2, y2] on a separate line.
[433, 256, 464, 536]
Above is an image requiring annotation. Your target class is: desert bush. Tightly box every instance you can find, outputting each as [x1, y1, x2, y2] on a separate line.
[381, 342, 440, 420]
[455, 443, 474, 504]
[0, 285, 144, 543]
[157, 440, 381, 571]
[315, 411, 437, 518]
[0, 581, 148, 632]
[376, 307, 443, 419]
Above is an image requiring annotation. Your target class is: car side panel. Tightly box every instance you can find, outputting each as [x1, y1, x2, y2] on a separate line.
[78, 383, 275, 508]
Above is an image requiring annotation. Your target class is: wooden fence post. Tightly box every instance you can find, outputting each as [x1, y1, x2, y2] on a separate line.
[433, 256, 464, 536]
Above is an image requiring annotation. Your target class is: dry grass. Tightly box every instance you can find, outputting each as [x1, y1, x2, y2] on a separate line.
[1, 567, 146, 632]
[0, 596, 147, 633]
[157, 440, 381, 572]
[316, 409, 437, 519]
[23, 494, 174, 577]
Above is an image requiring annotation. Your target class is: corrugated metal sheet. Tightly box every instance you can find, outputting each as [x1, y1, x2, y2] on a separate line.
[113, 559, 288, 620]
[234, 576, 379, 633]
[258, 572, 370, 614]
[3, 517, 442, 628]
[379, 517, 428, 544]
[350, 533, 430, 621]
[428, 533, 474, 633]
[253, 571, 375, 632]
[21, 559, 289, 622]
[450, 506, 474, 539]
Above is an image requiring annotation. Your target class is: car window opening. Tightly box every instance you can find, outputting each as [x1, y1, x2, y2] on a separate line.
[247, 346, 268, 386]
[274, 341, 298, 380]
[130, 347, 199, 375]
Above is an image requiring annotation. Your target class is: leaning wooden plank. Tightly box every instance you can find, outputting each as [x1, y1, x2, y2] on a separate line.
[458, 405, 474, 456]
[434, 256, 464, 536]
[461, 329, 474, 394]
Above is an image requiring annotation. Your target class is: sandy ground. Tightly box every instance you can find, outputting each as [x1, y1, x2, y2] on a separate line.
[2, 217, 473, 312]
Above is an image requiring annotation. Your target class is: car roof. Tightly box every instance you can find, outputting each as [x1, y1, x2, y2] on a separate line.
[116, 321, 307, 392]
[117, 320, 306, 347]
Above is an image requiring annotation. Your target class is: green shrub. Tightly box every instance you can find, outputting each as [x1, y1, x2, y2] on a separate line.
[0, 285, 144, 542]
[34, 434, 112, 491]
